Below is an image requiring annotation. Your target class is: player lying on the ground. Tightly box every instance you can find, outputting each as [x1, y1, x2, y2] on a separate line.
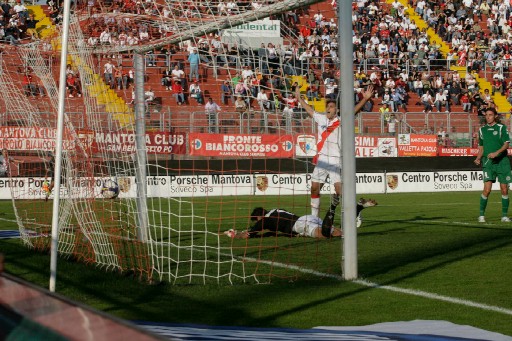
[228, 198, 378, 239]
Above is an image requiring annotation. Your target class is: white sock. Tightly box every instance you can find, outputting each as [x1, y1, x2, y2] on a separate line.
[311, 197, 320, 217]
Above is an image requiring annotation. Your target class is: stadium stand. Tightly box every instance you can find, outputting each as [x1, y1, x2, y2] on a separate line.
[2, 0, 510, 141]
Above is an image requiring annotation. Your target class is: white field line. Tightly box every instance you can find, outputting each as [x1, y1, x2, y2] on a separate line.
[6, 214, 512, 316]
[354, 279, 512, 316]
[411, 219, 498, 226]
[228, 253, 512, 317]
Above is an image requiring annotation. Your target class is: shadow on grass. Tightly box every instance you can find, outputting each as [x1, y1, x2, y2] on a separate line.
[3, 232, 512, 332]
[2, 239, 348, 327]
[2, 241, 366, 328]
[357, 217, 512, 284]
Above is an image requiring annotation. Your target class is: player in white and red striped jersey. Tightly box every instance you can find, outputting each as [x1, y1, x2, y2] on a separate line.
[296, 85, 374, 237]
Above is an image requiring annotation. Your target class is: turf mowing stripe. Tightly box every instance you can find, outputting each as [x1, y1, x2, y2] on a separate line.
[0, 217, 18, 223]
[354, 279, 512, 316]
[232, 253, 512, 317]
[6, 214, 511, 316]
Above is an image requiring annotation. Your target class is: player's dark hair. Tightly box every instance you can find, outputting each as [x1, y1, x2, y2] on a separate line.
[485, 107, 498, 116]
[326, 99, 340, 116]
[326, 99, 336, 107]
[250, 207, 268, 221]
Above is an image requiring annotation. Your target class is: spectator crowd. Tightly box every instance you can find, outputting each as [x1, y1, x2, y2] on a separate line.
[5, 0, 512, 136]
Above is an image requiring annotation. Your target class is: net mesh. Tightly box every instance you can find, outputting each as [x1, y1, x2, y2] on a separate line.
[5, 0, 345, 284]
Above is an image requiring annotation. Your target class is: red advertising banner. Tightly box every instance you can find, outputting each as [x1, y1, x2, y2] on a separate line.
[189, 133, 294, 158]
[0, 126, 75, 151]
[397, 134, 438, 156]
[0, 127, 186, 154]
[77, 131, 186, 154]
[438, 148, 479, 156]
[439, 148, 512, 156]
[355, 136, 397, 157]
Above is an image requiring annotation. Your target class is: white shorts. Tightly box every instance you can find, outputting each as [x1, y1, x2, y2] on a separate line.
[293, 215, 323, 237]
[311, 159, 341, 184]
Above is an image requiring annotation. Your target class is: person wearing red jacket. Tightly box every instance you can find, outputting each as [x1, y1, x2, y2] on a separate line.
[172, 80, 185, 105]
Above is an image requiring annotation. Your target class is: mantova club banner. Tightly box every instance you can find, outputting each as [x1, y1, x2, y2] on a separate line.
[0, 126, 76, 151]
[77, 130, 187, 154]
[0, 127, 186, 154]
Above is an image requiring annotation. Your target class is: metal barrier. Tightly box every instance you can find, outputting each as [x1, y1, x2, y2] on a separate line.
[357, 111, 480, 146]
[188, 110, 312, 135]
[5, 109, 511, 150]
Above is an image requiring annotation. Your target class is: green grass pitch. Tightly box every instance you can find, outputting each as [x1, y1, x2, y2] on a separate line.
[1, 192, 512, 336]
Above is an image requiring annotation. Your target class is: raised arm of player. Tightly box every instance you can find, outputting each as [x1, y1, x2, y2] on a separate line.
[295, 86, 315, 118]
[354, 85, 374, 115]
[297, 84, 373, 118]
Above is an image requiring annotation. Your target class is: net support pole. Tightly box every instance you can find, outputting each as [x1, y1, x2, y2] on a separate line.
[134, 53, 149, 242]
[339, 0, 358, 280]
[49, 0, 72, 292]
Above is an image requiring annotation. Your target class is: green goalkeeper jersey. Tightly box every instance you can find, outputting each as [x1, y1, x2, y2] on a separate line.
[478, 123, 510, 161]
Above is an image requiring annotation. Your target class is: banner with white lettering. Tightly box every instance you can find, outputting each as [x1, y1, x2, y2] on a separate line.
[439, 147, 512, 156]
[0, 126, 75, 151]
[438, 147, 479, 156]
[355, 136, 397, 157]
[189, 133, 294, 158]
[397, 134, 438, 156]
[77, 130, 186, 154]
[296, 135, 397, 158]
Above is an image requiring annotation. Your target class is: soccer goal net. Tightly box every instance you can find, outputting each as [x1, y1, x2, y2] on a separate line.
[4, 0, 347, 284]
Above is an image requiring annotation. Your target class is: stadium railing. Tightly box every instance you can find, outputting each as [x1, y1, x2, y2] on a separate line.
[0, 108, 488, 142]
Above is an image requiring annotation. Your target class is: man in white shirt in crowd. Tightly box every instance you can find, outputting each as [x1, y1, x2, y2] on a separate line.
[205, 97, 221, 133]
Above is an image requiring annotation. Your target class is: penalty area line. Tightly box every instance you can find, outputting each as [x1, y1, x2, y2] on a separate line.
[234, 253, 512, 316]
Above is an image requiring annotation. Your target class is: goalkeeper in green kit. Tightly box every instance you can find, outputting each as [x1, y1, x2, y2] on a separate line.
[474, 108, 512, 223]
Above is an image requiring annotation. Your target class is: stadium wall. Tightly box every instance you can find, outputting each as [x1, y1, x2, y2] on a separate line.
[153, 156, 481, 174]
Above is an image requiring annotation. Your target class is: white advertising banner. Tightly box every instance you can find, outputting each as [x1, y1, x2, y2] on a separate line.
[0, 171, 492, 199]
[356, 173, 387, 193]
[384, 171, 496, 193]
[224, 19, 281, 38]
[221, 18, 283, 48]
[254, 173, 312, 195]
[165, 174, 253, 197]
[0, 177, 135, 200]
